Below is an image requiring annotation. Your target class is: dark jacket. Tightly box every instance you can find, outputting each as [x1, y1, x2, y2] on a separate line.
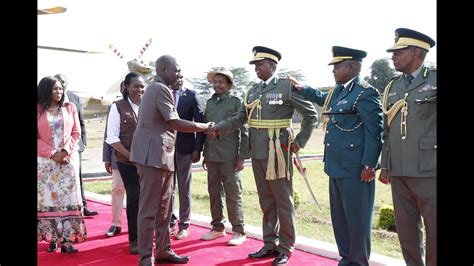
[66, 90, 87, 152]
[176, 88, 205, 155]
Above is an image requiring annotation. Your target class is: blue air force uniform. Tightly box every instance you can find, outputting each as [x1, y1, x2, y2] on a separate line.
[297, 46, 384, 266]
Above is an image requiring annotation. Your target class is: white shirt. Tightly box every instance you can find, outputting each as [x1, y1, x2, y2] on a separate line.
[105, 97, 139, 145]
[262, 73, 278, 87]
[343, 76, 357, 89]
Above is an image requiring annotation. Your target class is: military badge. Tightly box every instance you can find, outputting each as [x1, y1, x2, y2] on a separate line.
[359, 80, 370, 88]
[418, 84, 436, 92]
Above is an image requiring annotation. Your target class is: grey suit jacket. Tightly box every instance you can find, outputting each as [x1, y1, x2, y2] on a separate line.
[130, 76, 179, 170]
[381, 67, 436, 177]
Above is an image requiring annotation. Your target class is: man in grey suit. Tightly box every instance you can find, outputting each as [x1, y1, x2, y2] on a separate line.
[130, 55, 211, 266]
[378, 28, 436, 266]
[54, 74, 99, 216]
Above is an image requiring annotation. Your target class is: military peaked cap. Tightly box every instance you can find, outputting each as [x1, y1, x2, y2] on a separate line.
[328, 46, 367, 65]
[249, 46, 282, 64]
[387, 28, 436, 52]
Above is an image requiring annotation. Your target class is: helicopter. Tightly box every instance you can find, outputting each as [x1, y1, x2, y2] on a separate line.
[105, 38, 155, 98]
[38, 6, 157, 118]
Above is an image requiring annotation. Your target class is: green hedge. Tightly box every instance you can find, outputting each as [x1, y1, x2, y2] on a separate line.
[378, 204, 396, 231]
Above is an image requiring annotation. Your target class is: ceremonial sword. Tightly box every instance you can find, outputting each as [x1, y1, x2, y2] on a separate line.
[287, 128, 322, 212]
[293, 152, 322, 211]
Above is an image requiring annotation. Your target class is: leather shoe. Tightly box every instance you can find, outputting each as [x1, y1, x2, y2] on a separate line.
[248, 247, 279, 258]
[273, 253, 289, 265]
[47, 242, 58, 252]
[105, 226, 121, 237]
[61, 243, 78, 253]
[155, 254, 190, 264]
[84, 207, 99, 216]
[129, 241, 139, 254]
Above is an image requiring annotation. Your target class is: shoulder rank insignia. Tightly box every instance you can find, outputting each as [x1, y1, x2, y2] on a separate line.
[359, 80, 370, 89]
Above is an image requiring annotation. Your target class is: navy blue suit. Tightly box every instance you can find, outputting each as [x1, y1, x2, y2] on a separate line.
[171, 88, 205, 230]
[176, 88, 205, 154]
[298, 77, 383, 266]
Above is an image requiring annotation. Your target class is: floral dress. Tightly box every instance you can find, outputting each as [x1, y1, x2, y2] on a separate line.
[37, 109, 87, 244]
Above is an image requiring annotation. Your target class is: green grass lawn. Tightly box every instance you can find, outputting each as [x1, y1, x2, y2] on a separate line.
[84, 160, 402, 259]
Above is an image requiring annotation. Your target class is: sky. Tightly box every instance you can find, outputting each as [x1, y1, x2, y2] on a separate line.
[38, 0, 437, 98]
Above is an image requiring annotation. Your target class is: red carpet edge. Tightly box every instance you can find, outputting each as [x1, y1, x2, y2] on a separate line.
[84, 191, 404, 266]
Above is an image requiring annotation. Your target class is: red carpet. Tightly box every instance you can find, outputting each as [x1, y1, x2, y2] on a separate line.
[38, 200, 338, 265]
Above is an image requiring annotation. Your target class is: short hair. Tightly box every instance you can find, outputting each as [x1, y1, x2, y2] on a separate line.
[155, 55, 176, 73]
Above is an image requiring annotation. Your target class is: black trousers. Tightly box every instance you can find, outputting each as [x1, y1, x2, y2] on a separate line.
[117, 162, 140, 242]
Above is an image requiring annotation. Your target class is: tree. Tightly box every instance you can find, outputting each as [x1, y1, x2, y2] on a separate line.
[187, 76, 212, 108]
[229, 67, 254, 98]
[277, 68, 306, 83]
[364, 58, 395, 93]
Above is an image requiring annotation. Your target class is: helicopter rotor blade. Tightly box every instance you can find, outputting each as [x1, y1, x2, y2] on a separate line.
[108, 44, 125, 59]
[38, 45, 102, 54]
[38, 6, 67, 15]
[138, 38, 152, 59]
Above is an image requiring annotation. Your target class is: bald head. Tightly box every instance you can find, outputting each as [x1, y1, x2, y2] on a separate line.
[54, 74, 68, 88]
[155, 55, 182, 86]
[155, 55, 177, 73]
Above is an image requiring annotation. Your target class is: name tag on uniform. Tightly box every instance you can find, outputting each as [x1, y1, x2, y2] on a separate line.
[388, 92, 397, 96]
[336, 99, 348, 106]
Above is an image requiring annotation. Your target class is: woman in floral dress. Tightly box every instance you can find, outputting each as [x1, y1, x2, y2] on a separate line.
[37, 76, 87, 253]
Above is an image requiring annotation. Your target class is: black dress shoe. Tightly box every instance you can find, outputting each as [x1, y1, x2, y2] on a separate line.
[47, 242, 57, 252]
[272, 253, 289, 265]
[129, 241, 139, 254]
[84, 207, 99, 216]
[61, 244, 78, 253]
[155, 254, 190, 264]
[248, 247, 279, 258]
[105, 226, 121, 237]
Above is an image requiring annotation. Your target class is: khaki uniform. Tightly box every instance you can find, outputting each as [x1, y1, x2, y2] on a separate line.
[217, 76, 317, 255]
[381, 66, 437, 266]
[203, 91, 249, 234]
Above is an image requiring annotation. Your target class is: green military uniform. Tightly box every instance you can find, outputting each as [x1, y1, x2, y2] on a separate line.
[217, 76, 318, 255]
[203, 91, 249, 234]
[382, 28, 437, 266]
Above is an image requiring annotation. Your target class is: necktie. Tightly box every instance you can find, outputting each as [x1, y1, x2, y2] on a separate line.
[261, 82, 267, 89]
[334, 84, 344, 98]
[172, 90, 177, 105]
[405, 74, 414, 87]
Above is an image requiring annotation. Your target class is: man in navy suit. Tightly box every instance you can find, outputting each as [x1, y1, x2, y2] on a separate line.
[288, 46, 384, 266]
[169, 79, 205, 240]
